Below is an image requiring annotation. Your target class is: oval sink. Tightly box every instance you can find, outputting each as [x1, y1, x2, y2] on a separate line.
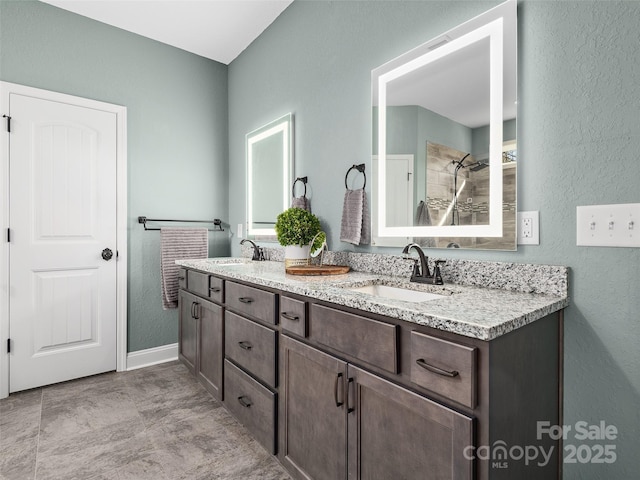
[347, 284, 444, 303]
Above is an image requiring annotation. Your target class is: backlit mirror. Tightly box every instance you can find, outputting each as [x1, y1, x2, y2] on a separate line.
[372, 0, 516, 250]
[246, 113, 293, 237]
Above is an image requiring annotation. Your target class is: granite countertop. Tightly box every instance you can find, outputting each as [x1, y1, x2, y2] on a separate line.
[176, 257, 569, 341]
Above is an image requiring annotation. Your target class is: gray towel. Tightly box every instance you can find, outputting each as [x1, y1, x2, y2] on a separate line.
[340, 188, 370, 245]
[415, 200, 436, 247]
[292, 196, 311, 212]
[161, 227, 208, 309]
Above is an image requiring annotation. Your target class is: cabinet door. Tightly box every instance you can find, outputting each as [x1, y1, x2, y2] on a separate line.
[347, 365, 473, 480]
[178, 290, 197, 374]
[280, 336, 348, 480]
[197, 299, 223, 400]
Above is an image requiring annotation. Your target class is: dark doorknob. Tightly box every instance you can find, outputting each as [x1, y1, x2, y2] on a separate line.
[101, 248, 113, 261]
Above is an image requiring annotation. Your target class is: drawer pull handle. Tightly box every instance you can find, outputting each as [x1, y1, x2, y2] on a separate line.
[346, 377, 355, 414]
[281, 312, 300, 322]
[191, 302, 200, 319]
[238, 341, 253, 351]
[209, 287, 221, 293]
[238, 297, 254, 304]
[334, 372, 344, 407]
[416, 358, 459, 377]
[237, 395, 252, 408]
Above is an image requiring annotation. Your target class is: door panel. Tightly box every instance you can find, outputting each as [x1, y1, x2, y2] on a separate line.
[9, 93, 117, 392]
[347, 365, 474, 480]
[280, 336, 348, 480]
[179, 291, 197, 375]
[197, 299, 223, 400]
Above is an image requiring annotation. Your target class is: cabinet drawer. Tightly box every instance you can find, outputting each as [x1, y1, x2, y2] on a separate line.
[279, 296, 307, 337]
[310, 304, 398, 374]
[224, 360, 276, 454]
[225, 311, 277, 388]
[178, 268, 187, 290]
[410, 331, 477, 408]
[226, 281, 276, 324]
[187, 270, 210, 298]
[208, 276, 224, 303]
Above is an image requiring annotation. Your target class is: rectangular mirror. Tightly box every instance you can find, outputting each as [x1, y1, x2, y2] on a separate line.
[246, 113, 294, 237]
[372, 0, 516, 250]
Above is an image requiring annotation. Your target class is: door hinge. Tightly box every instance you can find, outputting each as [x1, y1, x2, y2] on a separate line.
[7, 338, 11, 354]
[6, 228, 10, 243]
[2, 115, 11, 133]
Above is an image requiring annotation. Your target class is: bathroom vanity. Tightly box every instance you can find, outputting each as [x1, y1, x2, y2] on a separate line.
[176, 256, 568, 480]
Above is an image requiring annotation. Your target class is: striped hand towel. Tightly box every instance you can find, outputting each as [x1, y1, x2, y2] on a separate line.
[161, 227, 208, 310]
[339, 188, 370, 245]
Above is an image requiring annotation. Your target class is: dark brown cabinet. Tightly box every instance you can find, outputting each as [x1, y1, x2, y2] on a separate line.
[347, 365, 473, 480]
[280, 336, 348, 480]
[280, 335, 473, 480]
[178, 290, 198, 374]
[196, 299, 223, 399]
[178, 286, 223, 400]
[178, 267, 561, 480]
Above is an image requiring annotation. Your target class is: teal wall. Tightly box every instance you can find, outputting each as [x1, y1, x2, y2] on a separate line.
[228, 1, 640, 478]
[0, 0, 230, 352]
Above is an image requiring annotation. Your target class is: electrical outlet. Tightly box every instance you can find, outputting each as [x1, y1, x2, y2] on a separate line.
[518, 211, 539, 245]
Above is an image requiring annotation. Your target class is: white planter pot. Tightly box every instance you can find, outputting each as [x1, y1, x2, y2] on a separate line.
[284, 244, 310, 268]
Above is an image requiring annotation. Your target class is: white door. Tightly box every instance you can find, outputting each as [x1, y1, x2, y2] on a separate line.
[8, 93, 117, 393]
[371, 154, 413, 247]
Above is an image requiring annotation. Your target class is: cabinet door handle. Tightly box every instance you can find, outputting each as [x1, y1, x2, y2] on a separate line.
[281, 312, 299, 322]
[416, 358, 459, 377]
[238, 341, 253, 351]
[190, 302, 195, 318]
[238, 297, 254, 304]
[209, 286, 221, 293]
[334, 372, 344, 407]
[346, 377, 355, 414]
[237, 395, 252, 408]
[192, 302, 200, 320]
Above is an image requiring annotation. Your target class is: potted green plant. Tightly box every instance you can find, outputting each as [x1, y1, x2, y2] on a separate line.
[275, 207, 323, 267]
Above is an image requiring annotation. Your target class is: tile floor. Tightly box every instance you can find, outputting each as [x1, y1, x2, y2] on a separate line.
[0, 361, 291, 480]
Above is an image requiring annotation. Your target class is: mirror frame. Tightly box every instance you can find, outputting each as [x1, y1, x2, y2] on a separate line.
[246, 113, 294, 237]
[373, 0, 515, 239]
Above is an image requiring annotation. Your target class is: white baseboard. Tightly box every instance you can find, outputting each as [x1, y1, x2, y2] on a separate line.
[126, 343, 178, 371]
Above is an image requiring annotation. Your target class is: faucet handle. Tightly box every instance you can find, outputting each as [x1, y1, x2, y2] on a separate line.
[410, 258, 421, 278]
[433, 260, 446, 285]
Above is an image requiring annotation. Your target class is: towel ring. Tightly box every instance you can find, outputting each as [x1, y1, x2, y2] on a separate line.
[344, 164, 366, 190]
[292, 176, 308, 198]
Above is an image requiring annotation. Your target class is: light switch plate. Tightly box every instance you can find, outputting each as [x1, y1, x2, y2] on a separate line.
[517, 211, 539, 245]
[576, 203, 640, 247]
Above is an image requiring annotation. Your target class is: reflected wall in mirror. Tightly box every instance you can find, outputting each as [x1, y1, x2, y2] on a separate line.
[371, 0, 517, 250]
[246, 113, 293, 237]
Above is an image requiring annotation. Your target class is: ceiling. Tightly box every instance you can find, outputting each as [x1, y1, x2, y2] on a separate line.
[41, 0, 294, 65]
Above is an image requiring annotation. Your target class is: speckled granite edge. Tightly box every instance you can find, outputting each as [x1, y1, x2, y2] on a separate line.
[176, 258, 569, 341]
[241, 246, 569, 297]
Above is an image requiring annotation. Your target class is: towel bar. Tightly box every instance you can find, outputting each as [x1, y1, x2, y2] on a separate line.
[138, 216, 224, 231]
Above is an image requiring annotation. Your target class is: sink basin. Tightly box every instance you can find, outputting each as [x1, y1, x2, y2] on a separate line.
[347, 284, 444, 303]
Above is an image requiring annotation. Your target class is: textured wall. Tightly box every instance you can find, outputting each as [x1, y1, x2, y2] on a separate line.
[0, 0, 230, 352]
[228, 1, 640, 477]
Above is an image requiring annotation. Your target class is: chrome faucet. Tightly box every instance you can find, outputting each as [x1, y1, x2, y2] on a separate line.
[240, 239, 264, 261]
[401, 243, 445, 285]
